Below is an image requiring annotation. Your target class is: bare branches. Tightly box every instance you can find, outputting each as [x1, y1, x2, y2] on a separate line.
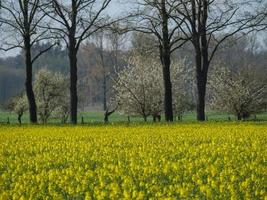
[0, 0, 55, 53]
[31, 42, 59, 64]
[124, 0, 194, 121]
[126, 0, 189, 53]
[0, 0, 59, 123]
[167, 0, 267, 121]
[172, 0, 267, 63]
[0, 44, 23, 51]
[45, 0, 113, 50]
[41, 0, 114, 124]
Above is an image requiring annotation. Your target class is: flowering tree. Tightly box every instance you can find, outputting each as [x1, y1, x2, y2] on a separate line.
[11, 94, 28, 125]
[172, 0, 266, 121]
[114, 53, 163, 121]
[171, 59, 195, 121]
[128, 0, 190, 122]
[104, 95, 119, 123]
[34, 69, 69, 124]
[209, 66, 267, 120]
[114, 53, 193, 121]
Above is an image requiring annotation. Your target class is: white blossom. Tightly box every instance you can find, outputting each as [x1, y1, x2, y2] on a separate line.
[209, 65, 267, 120]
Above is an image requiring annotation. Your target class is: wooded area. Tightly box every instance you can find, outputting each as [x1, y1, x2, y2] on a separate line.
[0, 0, 266, 124]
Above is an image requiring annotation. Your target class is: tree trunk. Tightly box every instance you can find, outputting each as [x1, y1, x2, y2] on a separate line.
[196, 72, 207, 121]
[104, 113, 109, 123]
[195, 34, 209, 122]
[153, 115, 156, 122]
[193, 1, 209, 122]
[162, 57, 173, 122]
[104, 109, 116, 123]
[69, 36, 78, 124]
[143, 115, 147, 122]
[81, 116, 84, 124]
[24, 35, 37, 123]
[242, 112, 250, 120]
[18, 113, 22, 125]
[153, 114, 161, 122]
[160, 1, 173, 122]
[237, 113, 242, 120]
[158, 115, 161, 122]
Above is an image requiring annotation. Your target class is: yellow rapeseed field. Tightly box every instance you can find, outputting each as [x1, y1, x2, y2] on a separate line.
[0, 123, 266, 199]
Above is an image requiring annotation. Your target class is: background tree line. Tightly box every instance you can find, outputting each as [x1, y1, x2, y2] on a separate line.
[0, 0, 266, 124]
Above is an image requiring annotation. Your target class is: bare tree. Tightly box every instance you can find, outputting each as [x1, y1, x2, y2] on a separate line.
[92, 30, 109, 111]
[90, 23, 126, 121]
[45, 0, 112, 124]
[106, 22, 127, 70]
[0, 0, 56, 123]
[173, 0, 267, 121]
[128, 0, 189, 122]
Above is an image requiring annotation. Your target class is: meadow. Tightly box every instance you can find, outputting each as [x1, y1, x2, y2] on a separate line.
[0, 123, 266, 199]
[1, 110, 267, 124]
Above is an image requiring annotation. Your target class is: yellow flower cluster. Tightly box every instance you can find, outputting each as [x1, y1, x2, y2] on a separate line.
[0, 123, 266, 199]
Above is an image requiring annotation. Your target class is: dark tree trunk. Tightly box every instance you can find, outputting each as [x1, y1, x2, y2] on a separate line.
[24, 35, 37, 123]
[162, 56, 173, 122]
[143, 115, 147, 122]
[160, 0, 173, 122]
[196, 70, 207, 121]
[104, 109, 116, 123]
[18, 113, 22, 125]
[69, 36, 78, 124]
[242, 112, 250, 120]
[158, 115, 161, 122]
[195, 14, 209, 121]
[237, 113, 242, 120]
[104, 113, 109, 123]
[153, 114, 161, 122]
[192, 0, 209, 122]
[81, 116, 84, 124]
[153, 115, 156, 122]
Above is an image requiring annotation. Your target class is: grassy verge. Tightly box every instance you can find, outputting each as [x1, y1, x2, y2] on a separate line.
[0, 110, 266, 124]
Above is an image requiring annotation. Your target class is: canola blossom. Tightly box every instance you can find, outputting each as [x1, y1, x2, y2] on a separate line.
[0, 123, 266, 199]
